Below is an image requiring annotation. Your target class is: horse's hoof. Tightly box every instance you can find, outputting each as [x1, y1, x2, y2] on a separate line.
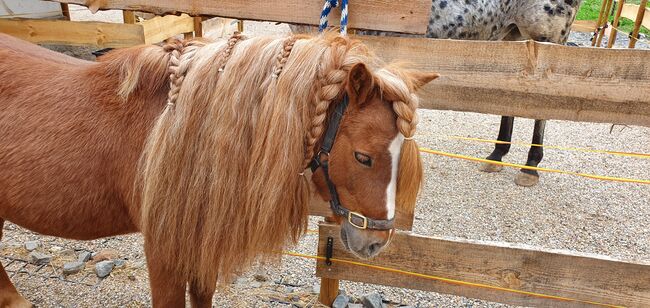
[479, 162, 503, 173]
[514, 172, 539, 187]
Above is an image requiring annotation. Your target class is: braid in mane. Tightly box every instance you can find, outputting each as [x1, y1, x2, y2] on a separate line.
[375, 68, 424, 214]
[302, 36, 367, 168]
[218, 32, 243, 72]
[164, 39, 205, 109]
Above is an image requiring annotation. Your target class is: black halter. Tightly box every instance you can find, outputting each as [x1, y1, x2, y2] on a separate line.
[309, 94, 395, 230]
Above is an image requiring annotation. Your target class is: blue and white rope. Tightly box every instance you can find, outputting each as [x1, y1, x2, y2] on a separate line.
[318, 0, 349, 35]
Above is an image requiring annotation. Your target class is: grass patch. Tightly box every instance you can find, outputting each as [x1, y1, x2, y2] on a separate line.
[577, 0, 649, 36]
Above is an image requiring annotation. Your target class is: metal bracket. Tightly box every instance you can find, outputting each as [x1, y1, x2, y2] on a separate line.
[325, 237, 333, 266]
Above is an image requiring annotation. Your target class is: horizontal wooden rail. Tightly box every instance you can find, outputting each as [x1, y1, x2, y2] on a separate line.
[0, 19, 144, 48]
[316, 224, 650, 307]
[0, 14, 194, 48]
[50, 0, 430, 34]
[358, 35, 650, 127]
[139, 14, 194, 44]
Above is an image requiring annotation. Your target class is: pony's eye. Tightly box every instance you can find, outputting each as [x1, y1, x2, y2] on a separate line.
[354, 152, 372, 167]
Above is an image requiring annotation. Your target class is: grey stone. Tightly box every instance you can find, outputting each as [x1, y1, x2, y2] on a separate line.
[59, 249, 76, 257]
[234, 277, 248, 285]
[250, 281, 262, 288]
[311, 282, 320, 294]
[113, 259, 126, 268]
[24, 240, 39, 252]
[78, 251, 92, 263]
[29, 252, 51, 265]
[49, 245, 63, 253]
[62, 261, 84, 275]
[348, 304, 363, 308]
[361, 292, 383, 308]
[95, 260, 114, 278]
[332, 294, 349, 308]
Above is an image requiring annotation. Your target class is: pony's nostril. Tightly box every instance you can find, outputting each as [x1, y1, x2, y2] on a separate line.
[367, 242, 382, 255]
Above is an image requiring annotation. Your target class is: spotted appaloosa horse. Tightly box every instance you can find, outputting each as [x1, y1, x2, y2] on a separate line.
[300, 0, 584, 186]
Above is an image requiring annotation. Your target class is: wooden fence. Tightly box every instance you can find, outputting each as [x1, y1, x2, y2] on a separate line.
[2, 1, 648, 306]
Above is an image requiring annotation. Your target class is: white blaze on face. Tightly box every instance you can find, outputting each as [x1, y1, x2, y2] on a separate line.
[385, 133, 404, 220]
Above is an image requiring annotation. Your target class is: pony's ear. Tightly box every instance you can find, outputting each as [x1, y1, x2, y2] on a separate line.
[409, 71, 440, 91]
[347, 63, 375, 106]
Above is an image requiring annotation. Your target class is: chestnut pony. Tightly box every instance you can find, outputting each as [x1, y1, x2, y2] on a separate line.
[0, 32, 437, 307]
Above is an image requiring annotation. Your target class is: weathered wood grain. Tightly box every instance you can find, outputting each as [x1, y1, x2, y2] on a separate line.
[139, 14, 194, 44]
[316, 224, 650, 307]
[358, 35, 650, 127]
[50, 0, 430, 34]
[0, 18, 144, 48]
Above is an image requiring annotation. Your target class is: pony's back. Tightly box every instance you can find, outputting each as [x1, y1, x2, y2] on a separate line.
[0, 36, 169, 240]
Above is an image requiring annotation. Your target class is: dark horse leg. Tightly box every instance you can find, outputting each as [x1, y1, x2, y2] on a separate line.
[0, 219, 32, 308]
[189, 280, 216, 308]
[146, 243, 186, 307]
[479, 116, 514, 173]
[515, 119, 545, 187]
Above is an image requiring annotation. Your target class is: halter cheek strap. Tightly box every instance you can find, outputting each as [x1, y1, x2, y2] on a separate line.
[309, 94, 395, 231]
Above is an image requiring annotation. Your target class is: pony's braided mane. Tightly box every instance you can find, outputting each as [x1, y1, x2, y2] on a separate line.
[218, 32, 243, 71]
[273, 35, 300, 78]
[137, 33, 424, 294]
[302, 36, 367, 168]
[163, 39, 205, 108]
[375, 67, 424, 210]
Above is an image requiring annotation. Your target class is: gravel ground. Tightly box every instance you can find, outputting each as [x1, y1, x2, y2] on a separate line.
[2, 6, 649, 308]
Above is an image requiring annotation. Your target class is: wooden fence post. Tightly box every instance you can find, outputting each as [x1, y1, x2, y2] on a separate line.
[596, 0, 615, 47]
[319, 216, 339, 306]
[629, 0, 648, 48]
[608, 0, 626, 48]
[60, 3, 71, 20]
[122, 10, 136, 24]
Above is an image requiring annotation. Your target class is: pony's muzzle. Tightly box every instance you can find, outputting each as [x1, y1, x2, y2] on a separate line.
[340, 220, 390, 259]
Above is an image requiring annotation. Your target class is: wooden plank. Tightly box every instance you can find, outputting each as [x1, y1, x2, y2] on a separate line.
[139, 13, 193, 44]
[0, 0, 63, 19]
[318, 277, 339, 306]
[316, 224, 650, 307]
[50, 0, 430, 34]
[123, 10, 136, 24]
[192, 16, 205, 38]
[622, 3, 650, 30]
[358, 35, 650, 127]
[307, 171, 414, 231]
[571, 20, 597, 33]
[0, 18, 144, 48]
[60, 3, 71, 20]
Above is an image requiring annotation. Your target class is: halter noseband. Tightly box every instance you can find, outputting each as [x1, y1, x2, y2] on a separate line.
[309, 94, 395, 231]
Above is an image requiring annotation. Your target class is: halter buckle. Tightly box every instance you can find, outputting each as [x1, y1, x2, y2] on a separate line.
[348, 211, 368, 229]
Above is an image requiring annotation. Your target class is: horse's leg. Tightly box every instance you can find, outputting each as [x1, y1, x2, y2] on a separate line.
[146, 244, 186, 307]
[515, 119, 545, 187]
[0, 219, 32, 308]
[479, 116, 514, 173]
[189, 280, 216, 308]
